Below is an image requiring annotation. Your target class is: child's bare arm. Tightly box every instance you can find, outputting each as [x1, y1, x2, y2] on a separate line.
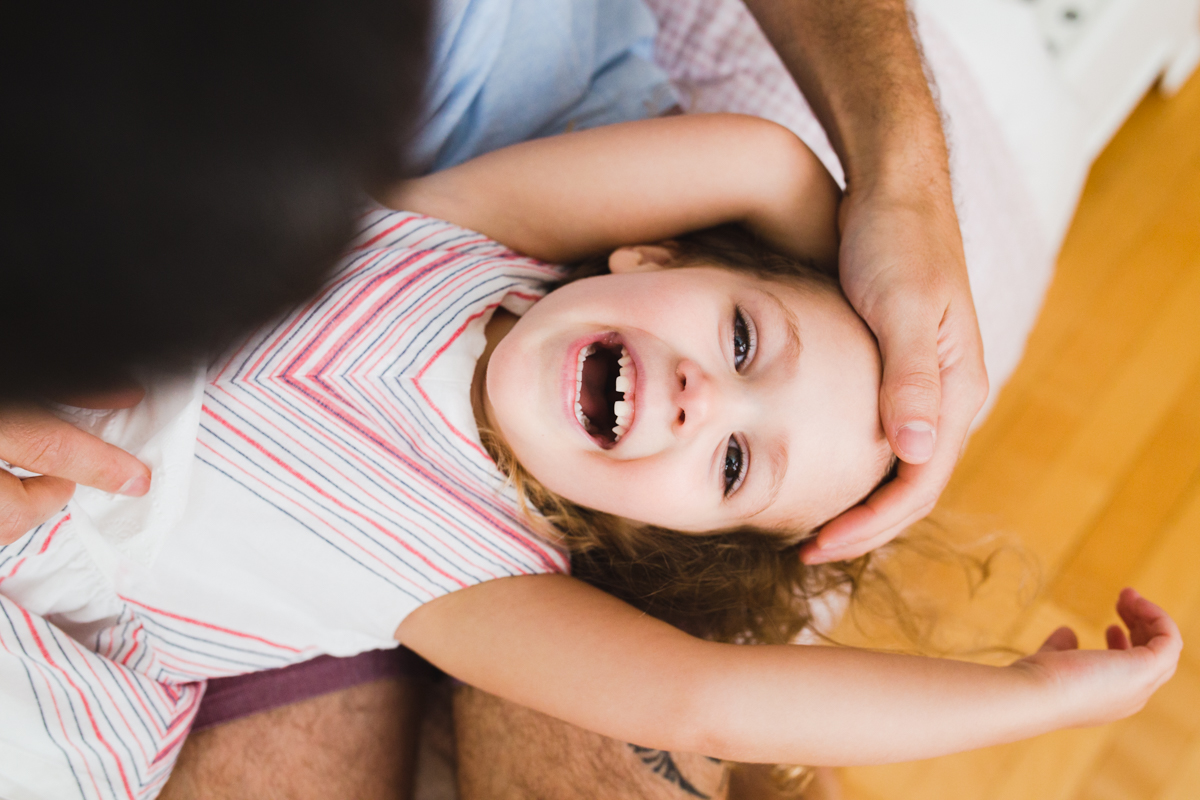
[396, 578, 1180, 766]
[383, 114, 840, 269]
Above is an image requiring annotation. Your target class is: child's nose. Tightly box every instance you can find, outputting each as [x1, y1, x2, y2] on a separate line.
[672, 358, 714, 434]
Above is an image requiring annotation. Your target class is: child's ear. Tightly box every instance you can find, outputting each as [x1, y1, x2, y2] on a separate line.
[608, 245, 677, 274]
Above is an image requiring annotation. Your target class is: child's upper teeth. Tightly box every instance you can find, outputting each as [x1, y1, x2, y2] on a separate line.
[573, 342, 636, 442]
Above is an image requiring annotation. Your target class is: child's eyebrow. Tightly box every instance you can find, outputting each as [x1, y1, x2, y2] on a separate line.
[761, 289, 802, 370]
[740, 434, 788, 521]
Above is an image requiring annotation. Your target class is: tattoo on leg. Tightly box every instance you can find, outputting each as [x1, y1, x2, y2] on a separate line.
[627, 745, 721, 798]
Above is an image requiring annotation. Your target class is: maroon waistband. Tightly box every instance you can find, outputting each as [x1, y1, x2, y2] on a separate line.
[192, 647, 435, 732]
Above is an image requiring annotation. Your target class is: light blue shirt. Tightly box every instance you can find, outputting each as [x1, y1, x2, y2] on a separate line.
[410, 0, 678, 173]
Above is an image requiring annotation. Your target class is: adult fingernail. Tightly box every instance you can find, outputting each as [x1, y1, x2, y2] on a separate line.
[118, 475, 151, 497]
[897, 423, 935, 461]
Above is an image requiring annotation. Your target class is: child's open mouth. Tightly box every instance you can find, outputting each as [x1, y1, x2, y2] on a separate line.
[574, 338, 635, 448]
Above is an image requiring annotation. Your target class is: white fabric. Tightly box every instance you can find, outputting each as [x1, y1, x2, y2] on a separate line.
[0, 213, 568, 800]
[57, 375, 206, 584]
[919, 0, 1092, 251]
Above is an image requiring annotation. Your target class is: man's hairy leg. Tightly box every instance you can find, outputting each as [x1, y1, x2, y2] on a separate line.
[159, 676, 425, 800]
[454, 685, 729, 800]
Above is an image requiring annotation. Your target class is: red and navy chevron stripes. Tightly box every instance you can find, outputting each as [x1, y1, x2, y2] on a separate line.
[198, 211, 569, 603]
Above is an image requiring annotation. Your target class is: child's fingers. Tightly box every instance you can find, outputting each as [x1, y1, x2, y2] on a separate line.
[1106, 624, 1130, 651]
[1116, 588, 1183, 659]
[1037, 626, 1078, 652]
[1117, 588, 1162, 641]
[1116, 588, 1151, 642]
[1115, 586, 1141, 615]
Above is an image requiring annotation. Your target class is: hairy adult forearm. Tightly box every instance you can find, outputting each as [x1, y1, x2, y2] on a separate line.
[742, 0, 948, 194]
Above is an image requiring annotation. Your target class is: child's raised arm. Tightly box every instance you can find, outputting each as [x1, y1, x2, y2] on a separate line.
[383, 114, 840, 269]
[396, 577, 1181, 766]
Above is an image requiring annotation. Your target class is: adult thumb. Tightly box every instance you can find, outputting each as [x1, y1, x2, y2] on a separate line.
[878, 330, 941, 464]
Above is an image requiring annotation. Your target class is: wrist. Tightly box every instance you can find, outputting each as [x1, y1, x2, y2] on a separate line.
[836, 142, 961, 266]
[842, 132, 952, 213]
[836, 177, 960, 264]
[1006, 659, 1075, 734]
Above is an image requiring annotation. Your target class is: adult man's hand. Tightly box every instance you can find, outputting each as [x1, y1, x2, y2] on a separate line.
[0, 393, 151, 545]
[803, 183, 987, 564]
[743, 0, 989, 562]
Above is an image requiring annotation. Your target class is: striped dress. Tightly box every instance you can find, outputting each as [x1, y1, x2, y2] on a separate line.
[0, 210, 570, 800]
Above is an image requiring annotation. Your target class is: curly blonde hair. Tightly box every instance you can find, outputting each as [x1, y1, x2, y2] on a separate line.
[483, 425, 883, 645]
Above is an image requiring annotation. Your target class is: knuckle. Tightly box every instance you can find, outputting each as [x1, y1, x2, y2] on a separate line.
[14, 432, 71, 473]
[889, 372, 942, 412]
[872, 280, 924, 310]
[0, 499, 31, 544]
[898, 371, 942, 395]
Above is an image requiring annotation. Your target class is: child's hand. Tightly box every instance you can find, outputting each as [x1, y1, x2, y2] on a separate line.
[1014, 588, 1182, 729]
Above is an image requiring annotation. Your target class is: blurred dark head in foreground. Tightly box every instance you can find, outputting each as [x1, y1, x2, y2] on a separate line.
[3, 1, 430, 401]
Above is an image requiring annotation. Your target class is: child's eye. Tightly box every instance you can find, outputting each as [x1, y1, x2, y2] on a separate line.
[723, 435, 747, 496]
[733, 307, 756, 371]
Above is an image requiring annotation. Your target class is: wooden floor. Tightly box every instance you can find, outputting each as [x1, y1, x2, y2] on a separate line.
[838, 68, 1200, 800]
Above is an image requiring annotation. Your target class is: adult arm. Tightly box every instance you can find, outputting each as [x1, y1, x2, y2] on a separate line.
[741, 0, 990, 563]
[383, 114, 840, 268]
[398, 578, 1180, 766]
[0, 396, 151, 544]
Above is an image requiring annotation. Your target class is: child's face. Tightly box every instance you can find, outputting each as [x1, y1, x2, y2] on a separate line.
[483, 248, 892, 534]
